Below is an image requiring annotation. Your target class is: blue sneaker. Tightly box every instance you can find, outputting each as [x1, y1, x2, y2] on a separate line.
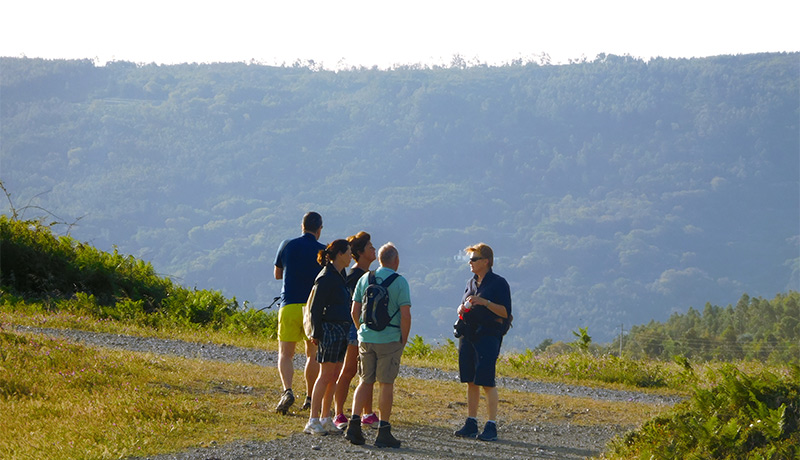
[477, 421, 497, 441]
[454, 417, 479, 438]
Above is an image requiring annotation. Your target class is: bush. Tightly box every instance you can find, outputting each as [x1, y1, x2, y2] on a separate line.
[404, 335, 432, 358]
[0, 215, 251, 333]
[606, 365, 800, 459]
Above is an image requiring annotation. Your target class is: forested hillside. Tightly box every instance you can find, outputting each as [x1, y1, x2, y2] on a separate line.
[1, 53, 798, 349]
[615, 292, 799, 361]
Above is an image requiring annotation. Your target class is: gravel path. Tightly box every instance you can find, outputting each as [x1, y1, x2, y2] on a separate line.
[14, 325, 682, 459]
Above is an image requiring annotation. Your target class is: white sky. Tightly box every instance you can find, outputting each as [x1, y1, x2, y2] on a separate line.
[2, 0, 798, 68]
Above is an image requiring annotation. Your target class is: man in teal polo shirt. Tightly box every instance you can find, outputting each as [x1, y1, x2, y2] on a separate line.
[345, 242, 411, 448]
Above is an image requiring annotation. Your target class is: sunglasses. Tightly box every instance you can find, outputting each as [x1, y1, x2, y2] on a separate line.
[469, 256, 484, 262]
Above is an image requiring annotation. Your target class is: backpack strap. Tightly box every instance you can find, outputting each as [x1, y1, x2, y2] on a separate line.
[368, 271, 399, 287]
[380, 272, 399, 288]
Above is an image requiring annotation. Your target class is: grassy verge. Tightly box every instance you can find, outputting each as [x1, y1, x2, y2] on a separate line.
[0, 328, 664, 460]
[0, 302, 278, 352]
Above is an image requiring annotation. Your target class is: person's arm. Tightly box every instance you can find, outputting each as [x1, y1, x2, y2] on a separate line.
[399, 305, 411, 345]
[467, 295, 508, 318]
[484, 299, 508, 318]
[351, 301, 362, 329]
[274, 265, 283, 280]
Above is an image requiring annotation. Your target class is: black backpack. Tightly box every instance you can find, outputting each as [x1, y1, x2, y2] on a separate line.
[360, 271, 400, 331]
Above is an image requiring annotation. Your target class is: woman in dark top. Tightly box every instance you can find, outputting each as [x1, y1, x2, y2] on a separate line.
[304, 239, 352, 435]
[332, 231, 378, 429]
[453, 243, 512, 442]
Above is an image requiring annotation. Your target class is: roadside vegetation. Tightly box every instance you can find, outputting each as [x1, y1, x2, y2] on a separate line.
[1, 215, 798, 459]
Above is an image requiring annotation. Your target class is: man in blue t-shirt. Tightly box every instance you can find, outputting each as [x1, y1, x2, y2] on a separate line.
[273, 211, 325, 414]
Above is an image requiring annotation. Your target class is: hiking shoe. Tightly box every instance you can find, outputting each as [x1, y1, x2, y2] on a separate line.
[345, 416, 365, 445]
[361, 412, 380, 428]
[477, 421, 497, 442]
[333, 413, 349, 430]
[454, 417, 479, 438]
[275, 389, 295, 415]
[303, 419, 327, 435]
[300, 395, 312, 411]
[375, 424, 401, 448]
[322, 418, 341, 434]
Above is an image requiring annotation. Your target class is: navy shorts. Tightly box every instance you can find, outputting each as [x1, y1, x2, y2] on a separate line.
[458, 333, 502, 387]
[347, 322, 358, 346]
[317, 322, 349, 363]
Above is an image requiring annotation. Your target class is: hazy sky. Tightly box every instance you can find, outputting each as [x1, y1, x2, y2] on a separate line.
[2, 0, 798, 68]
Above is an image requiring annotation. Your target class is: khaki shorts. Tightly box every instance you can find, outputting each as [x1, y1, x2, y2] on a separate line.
[358, 341, 404, 384]
[277, 303, 309, 343]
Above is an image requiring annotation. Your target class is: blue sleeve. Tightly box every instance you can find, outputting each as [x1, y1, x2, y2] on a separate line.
[495, 278, 512, 316]
[274, 239, 289, 268]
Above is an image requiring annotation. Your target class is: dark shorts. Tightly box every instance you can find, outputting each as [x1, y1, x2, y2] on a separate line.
[317, 322, 349, 363]
[347, 322, 358, 346]
[458, 333, 502, 387]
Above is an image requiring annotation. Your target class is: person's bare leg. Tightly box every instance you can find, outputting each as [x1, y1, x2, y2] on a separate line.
[334, 344, 358, 415]
[467, 382, 480, 418]
[377, 382, 394, 422]
[304, 340, 319, 400]
[278, 341, 296, 390]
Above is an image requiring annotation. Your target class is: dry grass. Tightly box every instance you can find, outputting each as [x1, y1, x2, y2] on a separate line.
[0, 328, 667, 460]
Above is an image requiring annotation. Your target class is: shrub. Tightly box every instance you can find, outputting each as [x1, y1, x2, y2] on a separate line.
[404, 335, 432, 358]
[606, 365, 800, 459]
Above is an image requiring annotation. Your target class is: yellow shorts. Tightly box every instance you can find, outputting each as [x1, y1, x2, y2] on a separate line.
[277, 303, 309, 343]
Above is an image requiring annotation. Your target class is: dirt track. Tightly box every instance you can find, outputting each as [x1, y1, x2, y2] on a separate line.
[16, 325, 680, 459]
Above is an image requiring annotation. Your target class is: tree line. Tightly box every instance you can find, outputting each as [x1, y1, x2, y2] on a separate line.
[613, 292, 799, 362]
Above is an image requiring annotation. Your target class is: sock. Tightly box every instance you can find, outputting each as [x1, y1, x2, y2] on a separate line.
[320, 417, 330, 425]
[351, 414, 360, 421]
[486, 420, 496, 425]
[379, 420, 390, 428]
[310, 417, 319, 423]
[467, 416, 477, 422]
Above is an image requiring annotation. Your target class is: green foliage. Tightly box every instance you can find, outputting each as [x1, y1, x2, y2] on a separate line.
[0, 215, 172, 312]
[617, 293, 800, 363]
[506, 348, 667, 388]
[0, 215, 273, 336]
[571, 326, 592, 352]
[607, 366, 800, 459]
[223, 307, 279, 339]
[404, 334, 433, 358]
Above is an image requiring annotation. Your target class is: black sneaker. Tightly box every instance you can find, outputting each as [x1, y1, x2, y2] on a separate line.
[345, 416, 365, 445]
[477, 421, 497, 442]
[454, 417, 479, 438]
[275, 389, 295, 415]
[300, 395, 312, 411]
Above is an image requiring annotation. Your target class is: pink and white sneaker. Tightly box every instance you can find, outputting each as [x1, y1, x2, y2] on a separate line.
[361, 412, 380, 429]
[333, 413, 349, 430]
